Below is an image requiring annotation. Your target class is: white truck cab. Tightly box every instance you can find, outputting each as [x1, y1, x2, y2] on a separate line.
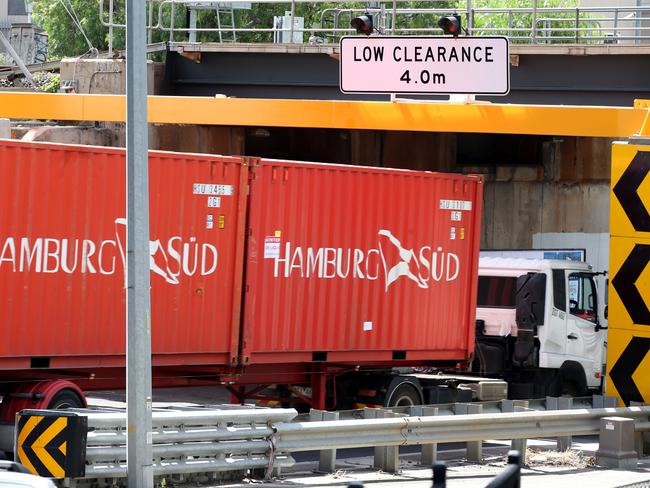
[475, 257, 607, 398]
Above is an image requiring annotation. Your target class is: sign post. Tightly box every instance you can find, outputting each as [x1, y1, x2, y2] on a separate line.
[340, 36, 509, 96]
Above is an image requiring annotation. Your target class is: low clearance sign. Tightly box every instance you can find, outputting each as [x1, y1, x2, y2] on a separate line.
[340, 36, 509, 95]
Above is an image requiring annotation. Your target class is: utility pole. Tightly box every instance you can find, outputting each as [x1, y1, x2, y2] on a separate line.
[126, 0, 153, 483]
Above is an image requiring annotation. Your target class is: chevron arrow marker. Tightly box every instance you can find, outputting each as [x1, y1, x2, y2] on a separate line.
[610, 336, 650, 406]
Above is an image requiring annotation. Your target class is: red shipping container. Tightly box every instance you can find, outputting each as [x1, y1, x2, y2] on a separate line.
[242, 160, 483, 365]
[0, 140, 247, 373]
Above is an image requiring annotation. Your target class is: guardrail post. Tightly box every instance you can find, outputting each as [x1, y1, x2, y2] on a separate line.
[454, 403, 483, 462]
[363, 408, 385, 470]
[547, 397, 572, 450]
[629, 402, 650, 456]
[382, 411, 400, 473]
[409, 406, 439, 465]
[596, 417, 638, 468]
[500, 399, 529, 464]
[309, 409, 339, 473]
[593, 395, 618, 409]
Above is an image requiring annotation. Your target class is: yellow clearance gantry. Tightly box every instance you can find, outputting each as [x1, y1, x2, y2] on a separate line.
[0, 93, 649, 138]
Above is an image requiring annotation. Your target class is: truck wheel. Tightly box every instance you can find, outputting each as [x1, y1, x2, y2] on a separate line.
[385, 383, 421, 407]
[552, 363, 588, 397]
[47, 389, 84, 410]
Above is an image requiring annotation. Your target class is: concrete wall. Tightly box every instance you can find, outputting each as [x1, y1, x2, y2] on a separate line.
[59, 58, 164, 95]
[480, 137, 614, 253]
[21, 125, 125, 146]
[150, 125, 245, 155]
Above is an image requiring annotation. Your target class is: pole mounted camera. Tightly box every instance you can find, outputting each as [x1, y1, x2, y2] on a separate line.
[438, 14, 462, 36]
[351, 13, 374, 35]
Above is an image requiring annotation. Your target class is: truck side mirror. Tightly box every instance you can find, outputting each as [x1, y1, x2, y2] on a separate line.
[516, 272, 547, 331]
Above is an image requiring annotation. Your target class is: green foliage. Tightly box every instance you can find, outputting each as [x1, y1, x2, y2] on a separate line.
[470, 0, 602, 43]
[189, 1, 458, 43]
[32, 0, 118, 58]
[33, 72, 61, 92]
[31, 0, 185, 59]
[30, 0, 605, 57]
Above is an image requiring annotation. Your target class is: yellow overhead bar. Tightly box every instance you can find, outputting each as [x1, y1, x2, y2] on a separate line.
[0, 92, 648, 138]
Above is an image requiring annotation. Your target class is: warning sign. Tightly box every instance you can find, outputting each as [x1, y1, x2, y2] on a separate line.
[610, 236, 650, 329]
[607, 143, 650, 407]
[339, 36, 509, 95]
[16, 410, 87, 478]
[606, 329, 650, 406]
[611, 144, 650, 238]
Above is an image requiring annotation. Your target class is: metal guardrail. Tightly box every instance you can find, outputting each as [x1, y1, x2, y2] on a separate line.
[83, 407, 297, 478]
[273, 405, 650, 452]
[13, 395, 650, 484]
[306, 394, 617, 420]
[100, 0, 650, 54]
[14, 406, 297, 481]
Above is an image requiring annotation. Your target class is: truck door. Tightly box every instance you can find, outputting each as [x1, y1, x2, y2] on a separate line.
[566, 272, 605, 388]
[538, 269, 569, 366]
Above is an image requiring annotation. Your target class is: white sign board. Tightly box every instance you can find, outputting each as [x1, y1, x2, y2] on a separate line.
[340, 36, 510, 95]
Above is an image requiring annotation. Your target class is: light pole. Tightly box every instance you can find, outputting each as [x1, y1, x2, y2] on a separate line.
[126, 0, 153, 484]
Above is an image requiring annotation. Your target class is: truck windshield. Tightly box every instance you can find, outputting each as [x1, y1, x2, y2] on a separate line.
[477, 276, 517, 308]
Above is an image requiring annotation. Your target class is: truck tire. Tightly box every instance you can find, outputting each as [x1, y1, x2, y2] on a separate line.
[385, 382, 422, 407]
[553, 362, 588, 397]
[47, 389, 84, 410]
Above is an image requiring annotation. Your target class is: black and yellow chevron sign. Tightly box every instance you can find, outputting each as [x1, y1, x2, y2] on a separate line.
[15, 410, 87, 478]
[610, 143, 650, 238]
[607, 143, 650, 406]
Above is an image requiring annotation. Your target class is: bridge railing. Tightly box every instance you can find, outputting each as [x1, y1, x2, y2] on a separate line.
[99, 0, 650, 54]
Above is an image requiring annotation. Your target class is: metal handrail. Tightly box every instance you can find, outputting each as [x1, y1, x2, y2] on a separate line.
[100, 0, 650, 51]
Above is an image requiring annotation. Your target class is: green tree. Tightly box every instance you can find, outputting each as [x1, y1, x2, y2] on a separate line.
[470, 0, 601, 44]
[32, 0, 121, 58]
[31, 0, 603, 58]
[31, 0, 185, 59]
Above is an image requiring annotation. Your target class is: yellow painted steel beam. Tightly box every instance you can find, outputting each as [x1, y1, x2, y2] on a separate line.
[0, 92, 648, 138]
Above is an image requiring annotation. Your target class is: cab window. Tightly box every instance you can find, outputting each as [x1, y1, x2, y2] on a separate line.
[568, 273, 597, 322]
[477, 276, 517, 308]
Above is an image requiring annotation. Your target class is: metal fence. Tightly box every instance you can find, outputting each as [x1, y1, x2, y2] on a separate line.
[99, 0, 650, 54]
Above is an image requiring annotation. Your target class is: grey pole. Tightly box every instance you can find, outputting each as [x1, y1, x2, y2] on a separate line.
[126, 0, 153, 484]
